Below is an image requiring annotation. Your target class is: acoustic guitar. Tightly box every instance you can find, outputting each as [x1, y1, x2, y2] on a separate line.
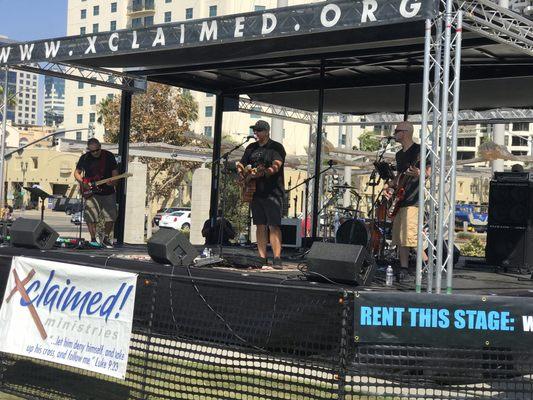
[240, 164, 265, 203]
[81, 173, 133, 198]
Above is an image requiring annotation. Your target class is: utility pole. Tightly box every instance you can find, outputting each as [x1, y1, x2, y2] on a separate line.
[0, 67, 9, 211]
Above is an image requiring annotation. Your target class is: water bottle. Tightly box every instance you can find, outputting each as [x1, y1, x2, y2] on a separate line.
[385, 265, 394, 287]
[202, 247, 209, 258]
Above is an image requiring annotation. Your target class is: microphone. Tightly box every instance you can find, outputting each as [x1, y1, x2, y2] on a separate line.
[245, 135, 256, 141]
[328, 159, 338, 167]
[382, 136, 394, 142]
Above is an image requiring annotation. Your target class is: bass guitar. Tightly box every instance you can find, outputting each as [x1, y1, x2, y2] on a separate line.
[81, 173, 133, 198]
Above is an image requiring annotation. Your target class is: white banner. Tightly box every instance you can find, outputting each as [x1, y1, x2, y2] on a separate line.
[0, 256, 137, 379]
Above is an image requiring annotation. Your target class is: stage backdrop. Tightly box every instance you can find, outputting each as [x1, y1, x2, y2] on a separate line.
[0, 256, 137, 379]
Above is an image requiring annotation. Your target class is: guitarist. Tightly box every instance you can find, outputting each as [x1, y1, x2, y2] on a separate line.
[237, 120, 286, 269]
[74, 138, 119, 248]
[384, 121, 430, 281]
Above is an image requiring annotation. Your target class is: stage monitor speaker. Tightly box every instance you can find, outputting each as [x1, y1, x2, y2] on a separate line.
[147, 227, 198, 266]
[486, 226, 533, 271]
[306, 242, 375, 285]
[10, 218, 59, 250]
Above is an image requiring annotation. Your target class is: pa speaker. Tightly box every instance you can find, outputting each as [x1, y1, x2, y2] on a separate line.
[486, 226, 533, 271]
[147, 228, 198, 266]
[306, 242, 375, 285]
[10, 218, 59, 250]
[488, 180, 533, 227]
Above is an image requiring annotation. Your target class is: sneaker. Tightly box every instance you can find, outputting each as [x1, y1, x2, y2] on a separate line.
[273, 258, 283, 270]
[88, 240, 102, 249]
[101, 236, 114, 249]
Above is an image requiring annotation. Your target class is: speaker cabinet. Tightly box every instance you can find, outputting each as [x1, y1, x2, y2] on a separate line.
[486, 177, 533, 270]
[306, 242, 375, 285]
[148, 228, 198, 266]
[10, 218, 59, 250]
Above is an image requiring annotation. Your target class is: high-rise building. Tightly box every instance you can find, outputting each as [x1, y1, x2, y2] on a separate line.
[0, 36, 40, 126]
[44, 75, 65, 127]
[63, 0, 320, 151]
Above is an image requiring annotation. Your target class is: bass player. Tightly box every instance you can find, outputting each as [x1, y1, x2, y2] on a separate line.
[384, 121, 431, 281]
[236, 120, 286, 269]
[74, 138, 119, 248]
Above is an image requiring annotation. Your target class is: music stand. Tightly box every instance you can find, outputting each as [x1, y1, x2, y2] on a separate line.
[24, 187, 52, 222]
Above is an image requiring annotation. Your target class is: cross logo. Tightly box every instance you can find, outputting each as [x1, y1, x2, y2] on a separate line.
[5, 268, 47, 340]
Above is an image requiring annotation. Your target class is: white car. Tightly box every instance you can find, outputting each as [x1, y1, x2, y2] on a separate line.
[158, 210, 191, 230]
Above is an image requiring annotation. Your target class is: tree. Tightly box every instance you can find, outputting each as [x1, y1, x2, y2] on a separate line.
[97, 82, 199, 209]
[358, 130, 381, 152]
[0, 84, 17, 110]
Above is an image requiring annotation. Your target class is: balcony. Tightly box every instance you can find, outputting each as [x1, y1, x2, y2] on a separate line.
[127, 0, 155, 15]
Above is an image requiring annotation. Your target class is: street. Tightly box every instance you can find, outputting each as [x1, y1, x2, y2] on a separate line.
[11, 209, 88, 239]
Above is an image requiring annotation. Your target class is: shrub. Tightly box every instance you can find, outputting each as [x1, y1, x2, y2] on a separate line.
[460, 237, 485, 257]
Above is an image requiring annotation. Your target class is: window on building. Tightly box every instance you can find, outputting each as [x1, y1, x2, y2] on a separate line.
[31, 157, 38, 169]
[185, 8, 193, 19]
[81, 9, 86, 19]
[77, 114, 83, 124]
[205, 106, 213, 117]
[78, 81, 84, 89]
[511, 136, 528, 146]
[209, 5, 217, 17]
[457, 151, 476, 160]
[164, 11, 172, 23]
[93, 23, 99, 33]
[80, 27, 86, 35]
[111, 2, 117, 13]
[107, 93, 114, 99]
[512, 150, 528, 156]
[89, 113, 96, 123]
[76, 131, 83, 141]
[77, 97, 83, 106]
[165, 0, 172, 3]
[93, 5, 99, 16]
[132, 18, 142, 28]
[513, 122, 530, 131]
[457, 137, 476, 147]
[339, 134, 346, 146]
[144, 16, 154, 26]
[204, 126, 213, 137]
[255, 5, 266, 11]
[90, 95, 97, 105]
[110, 20, 117, 31]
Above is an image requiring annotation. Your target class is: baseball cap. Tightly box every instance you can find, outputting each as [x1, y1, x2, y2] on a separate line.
[394, 121, 414, 134]
[250, 120, 270, 132]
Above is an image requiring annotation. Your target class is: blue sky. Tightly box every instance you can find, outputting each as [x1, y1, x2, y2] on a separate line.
[0, 0, 67, 41]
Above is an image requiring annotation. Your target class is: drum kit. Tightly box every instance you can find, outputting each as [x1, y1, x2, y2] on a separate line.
[320, 168, 396, 261]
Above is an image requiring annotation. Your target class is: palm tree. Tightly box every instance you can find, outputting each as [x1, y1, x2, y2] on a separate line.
[0, 84, 17, 111]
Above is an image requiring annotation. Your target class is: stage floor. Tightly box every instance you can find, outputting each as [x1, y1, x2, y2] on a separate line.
[0, 244, 532, 297]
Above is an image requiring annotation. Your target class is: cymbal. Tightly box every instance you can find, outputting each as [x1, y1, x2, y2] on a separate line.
[332, 184, 357, 190]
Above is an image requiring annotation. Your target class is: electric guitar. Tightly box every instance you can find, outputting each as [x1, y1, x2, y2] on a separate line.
[387, 156, 420, 218]
[81, 173, 133, 198]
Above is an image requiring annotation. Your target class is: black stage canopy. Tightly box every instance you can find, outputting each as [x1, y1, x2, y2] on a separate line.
[2, 0, 531, 113]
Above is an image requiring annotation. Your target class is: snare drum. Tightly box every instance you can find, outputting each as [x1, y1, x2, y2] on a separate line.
[335, 219, 370, 247]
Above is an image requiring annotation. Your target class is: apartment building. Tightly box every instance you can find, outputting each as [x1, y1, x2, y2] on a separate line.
[63, 0, 326, 155]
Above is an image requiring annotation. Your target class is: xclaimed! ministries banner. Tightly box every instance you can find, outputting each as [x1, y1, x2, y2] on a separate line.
[0, 257, 137, 379]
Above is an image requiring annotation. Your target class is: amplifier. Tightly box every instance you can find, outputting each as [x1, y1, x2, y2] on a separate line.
[280, 218, 302, 248]
[494, 172, 533, 183]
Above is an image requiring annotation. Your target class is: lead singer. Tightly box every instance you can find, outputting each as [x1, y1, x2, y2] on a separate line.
[237, 120, 286, 269]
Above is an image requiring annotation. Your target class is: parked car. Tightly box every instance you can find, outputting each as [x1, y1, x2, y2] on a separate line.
[65, 200, 82, 215]
[70, 211, 85, 225]
[158, 210, 191, 230]
[153, 207, 190, 226]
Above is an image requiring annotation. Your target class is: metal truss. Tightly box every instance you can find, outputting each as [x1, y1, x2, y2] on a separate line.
[238, 97, 315, 125]
[456, 0, 533, 56]
[12, 62, 147, 93]
[416, 2, 463, 294]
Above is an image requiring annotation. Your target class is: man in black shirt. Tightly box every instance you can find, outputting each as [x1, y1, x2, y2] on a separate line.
[384, 121, 430, 278]
[237, 120, 286, 269]
[74, 138, 119, 248]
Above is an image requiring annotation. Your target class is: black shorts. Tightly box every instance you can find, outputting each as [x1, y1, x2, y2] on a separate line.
[251, 195, 283, 226]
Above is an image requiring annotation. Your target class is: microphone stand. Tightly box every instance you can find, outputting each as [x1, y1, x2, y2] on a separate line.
[210, 136, 253, 260]
[366, 139, 393, 220]
[287, 161, 336, 246]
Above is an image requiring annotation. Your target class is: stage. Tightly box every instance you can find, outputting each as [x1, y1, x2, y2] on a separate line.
[1, 244, 532, 298]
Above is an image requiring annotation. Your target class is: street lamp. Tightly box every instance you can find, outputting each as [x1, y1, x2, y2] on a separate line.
[20, 161, 28, 209]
